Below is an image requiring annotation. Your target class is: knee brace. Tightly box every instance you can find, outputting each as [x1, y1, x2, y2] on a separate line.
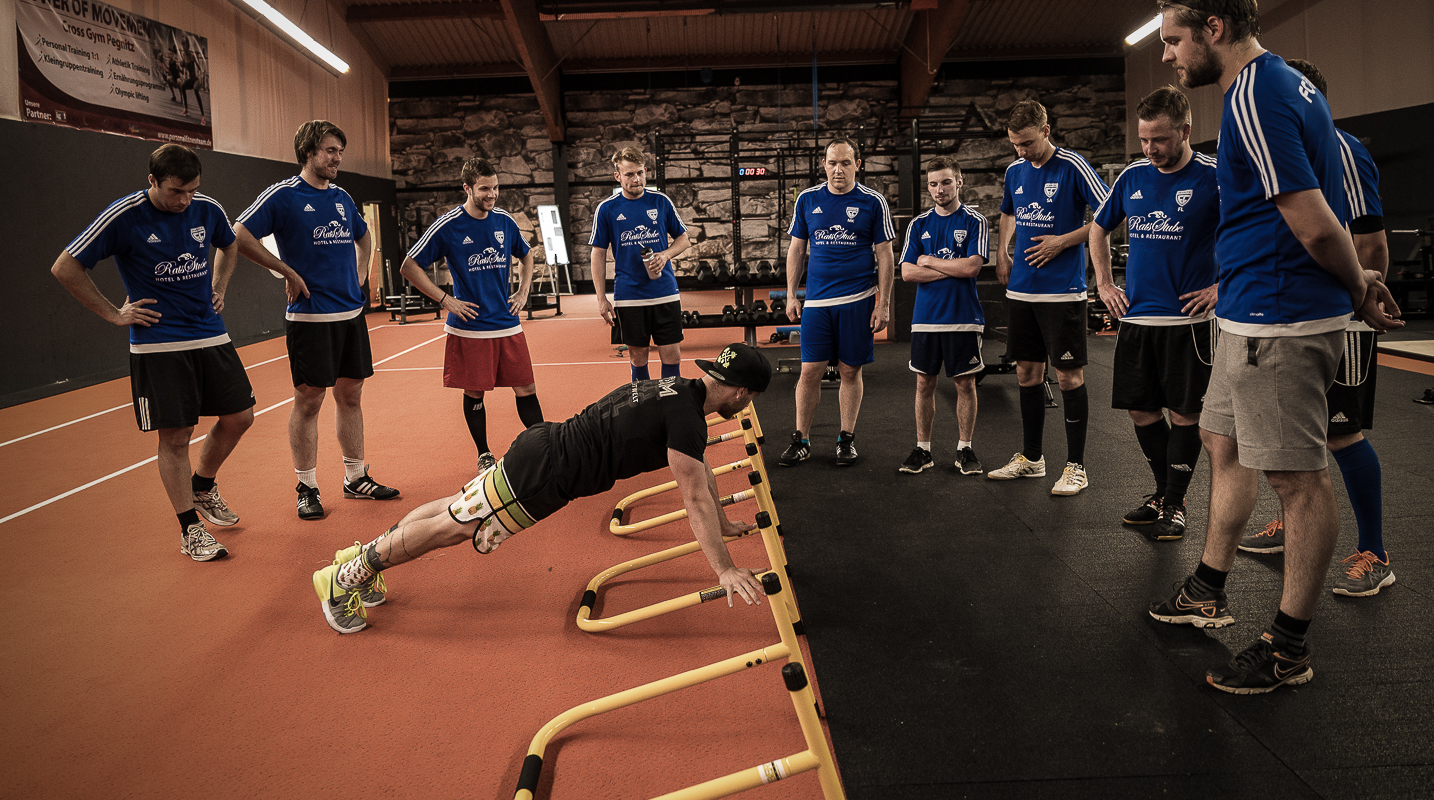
[449, 460, 537, 554]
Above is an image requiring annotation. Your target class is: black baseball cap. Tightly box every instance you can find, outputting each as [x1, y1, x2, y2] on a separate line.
[696, 343, 772, 392]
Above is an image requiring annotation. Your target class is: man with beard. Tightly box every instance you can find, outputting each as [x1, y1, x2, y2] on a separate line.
[1147, 0, 1401, 694]
[309, 343, 773, 634]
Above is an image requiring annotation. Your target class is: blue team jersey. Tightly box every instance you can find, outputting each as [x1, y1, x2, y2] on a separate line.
[236, 177, 370, 322]
[66, 190, 236, 353]
[588, 189, 686, 305]
[1215, 52, 1351, 336]
[1337, 129, 1382, 224]
[1094, 154, 1220, 325]
[789, 182, 896, 307]
[407, 205, 531, 337]
[899, 204, 988, 331]
[1000, 147, 1109, 301]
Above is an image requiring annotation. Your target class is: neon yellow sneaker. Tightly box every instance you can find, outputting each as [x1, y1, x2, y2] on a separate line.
[313, 564, 366, 634]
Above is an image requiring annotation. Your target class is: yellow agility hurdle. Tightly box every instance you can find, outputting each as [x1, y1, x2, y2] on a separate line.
[513, 516, 843, 799]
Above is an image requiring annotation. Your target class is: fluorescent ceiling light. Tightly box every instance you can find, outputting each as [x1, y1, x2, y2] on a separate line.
[231, 0, 350, 74]
[1125, 14, 1162, 46]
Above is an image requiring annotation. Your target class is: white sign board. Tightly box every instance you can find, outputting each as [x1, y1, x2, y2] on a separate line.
[536, 205, 568, 266]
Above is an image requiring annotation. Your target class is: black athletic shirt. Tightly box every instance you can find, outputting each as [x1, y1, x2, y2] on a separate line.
[550, 377, 709, 499]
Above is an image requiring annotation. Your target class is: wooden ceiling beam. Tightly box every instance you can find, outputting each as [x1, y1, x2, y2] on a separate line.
[499, 0, 567, 141]
[898, 0, 972, 118]
[346, 2, 505, 23]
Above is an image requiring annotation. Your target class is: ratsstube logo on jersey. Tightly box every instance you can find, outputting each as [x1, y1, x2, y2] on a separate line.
[311, 220, 353, 244]
[153, 252, 208, 283]
[813, 225, 860, 245]
[618, 225, 661, 248]
[1015, 202, 1055, 228]
[466, 247, 507, 272]
[1127, 210, 1185, 241]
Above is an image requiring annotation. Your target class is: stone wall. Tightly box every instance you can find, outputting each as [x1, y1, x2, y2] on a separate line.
[390, 72, 1125, 284]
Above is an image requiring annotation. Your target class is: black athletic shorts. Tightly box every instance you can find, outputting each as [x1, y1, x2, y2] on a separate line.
[129, 342, 256, 432]
[286, 314, 374, 387]
[497, 422, 572, 523]
[1326, 328, 1377, 435]
[614, 301, 685, 348]
[1006, 298, 1087, 368]
[1111, 320, 1215, 414]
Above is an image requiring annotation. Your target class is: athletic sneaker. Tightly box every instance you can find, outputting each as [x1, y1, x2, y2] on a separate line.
[1147, 502, 1186, 541]
[899, 447, 933, 474]
[296, 482, 324, 520]
[312, 563, 367, 634]
[1206, 632, 1313, 694]
[955, 447, 983, 475]
[333, 542, 388, 607]
[477, 451, 498, 473]
[778, 432, 810, 466]
[193, 485, 239, 527]
[180, 521, 227, 562]
[1149, 575, 1234, 628]
[835, 431, 858, 466]
[1332, 551, 1396, 597]
[987, 453, 1046, 480]
[343, 468, 400, 500]
[1122, 495, 1162, 525]
[1050, 462, 1089, 496]
[1239, 519, 1285, 553]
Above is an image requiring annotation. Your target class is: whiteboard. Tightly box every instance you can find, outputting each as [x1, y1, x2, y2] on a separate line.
[536, 205, 568, 266]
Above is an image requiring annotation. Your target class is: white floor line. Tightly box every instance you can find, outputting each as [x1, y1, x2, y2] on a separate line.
[0, 403, 133, 449]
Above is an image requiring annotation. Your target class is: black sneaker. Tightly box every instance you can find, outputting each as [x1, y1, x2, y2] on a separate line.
[1122, 495, 1162, 525]
[296, 482, 324, 520]
[899, 447, 933, 474]
[343, 469, 400, 500]
[955, 446, 983, 475]
[778, 432, 810, 466]
[1207, 632, 1314, 694]
[1149, 575, 1234, 628]
[1147, 502, 1186, 541]
[835, 431, 858, 466]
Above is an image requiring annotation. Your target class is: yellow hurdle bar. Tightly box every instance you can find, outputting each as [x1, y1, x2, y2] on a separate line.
[610, 459, 755, 536]
[577, 532, 758, 632]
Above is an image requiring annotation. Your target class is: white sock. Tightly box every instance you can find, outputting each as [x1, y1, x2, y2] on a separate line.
[917, 441, 931, 451]
[958, 440, 972, 450]
[343, 457, 367, 482]
[295, 468, 317, 489]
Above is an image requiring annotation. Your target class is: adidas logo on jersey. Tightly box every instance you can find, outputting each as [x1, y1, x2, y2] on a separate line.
[1331, 412, 1350, 423]
[616, 213, 627, 220]
[1014, 186, 1024, 195]
[813, 207, 823, 214]
[303, 204, 316, 212]
[1129, 190, 1143, 200]
[921, 231, 931, 239]
[462, 236, 473, 244]
[147, 233, 160, 243]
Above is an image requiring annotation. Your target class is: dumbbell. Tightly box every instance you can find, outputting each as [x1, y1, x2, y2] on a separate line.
[715, 262, 732, 283]
[775, 262, 787, 282]
[733, 263, 751, 284]
[695, 261, 715, 285]
[736, 304, 753, 324]
[756, 261, 773, 283]
[722, 305, 737, 325]
[770, 297, 786, 318]
[681, 310, 693, 326]
[690, 310, 702, 327]
[752, 300, 769, 325]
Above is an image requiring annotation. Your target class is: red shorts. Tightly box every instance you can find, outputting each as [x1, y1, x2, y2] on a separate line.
[443, 332, 536, 391]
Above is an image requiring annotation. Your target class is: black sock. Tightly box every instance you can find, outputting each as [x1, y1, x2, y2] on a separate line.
[363, 541, 386, 574]
[1193, 561, 1228, 592]
[178, 508, 200, 530]
[191, 473, 216, 493]
[1270, 611, 1310, 652]
[1133, 419, 1171, 498]
[1164, 423, 1204, 506]
[1061, 385, 1088, 466]
[1019, 385, 1045, 461]
[463, 396, 489, 453]
[515, 393, 544, 428]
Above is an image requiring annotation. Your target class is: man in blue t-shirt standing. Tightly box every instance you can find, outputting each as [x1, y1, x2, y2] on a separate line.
[1091, 85, 1219, 542]
[236, 121, 399, 521]
[399, 157, 543, 471]
[778, 138, 897, 467]
[588, 146, 691, 383]
[51, 144, 255, 562]
[989, 100, 1109, 495]
[896, 155, 989, 477]
[1148, 0, 1401, 695]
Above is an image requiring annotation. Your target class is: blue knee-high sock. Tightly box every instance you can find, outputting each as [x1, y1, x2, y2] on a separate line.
[660, 361, 681, 379]
[1332, 438, 1384, 559]
[631, 364, 650, 382]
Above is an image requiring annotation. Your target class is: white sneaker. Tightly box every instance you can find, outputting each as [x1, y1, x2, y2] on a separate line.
[987, 453, 1046, 480]
[1051, 462, 1089, 496]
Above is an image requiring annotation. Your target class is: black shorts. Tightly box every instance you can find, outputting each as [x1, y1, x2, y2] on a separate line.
[286, 314, 374, 387]
[129, 342, 256, 432]
[1006, 299, 1087, 368]
[1111, 321, 1215, 414]
[1326, 329, 1377, 434]
[497, 423, 571, 523]
[614, 301, 684, 348]
[910, 331, 984, 378]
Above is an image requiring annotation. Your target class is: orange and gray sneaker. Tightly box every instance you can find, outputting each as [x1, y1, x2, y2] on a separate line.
[1332, 551, 1395, 597]
[1238, 519, 1284, 553]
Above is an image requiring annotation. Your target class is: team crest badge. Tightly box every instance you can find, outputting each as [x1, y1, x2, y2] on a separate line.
[190, 226, 206, 244]
[846, 206, 859, 222]
[1176, 189, 1193, 208]
[495, 231, 505, 245]
[335, 203, 346, 220]
[647, 209, 659, 221]
[954, 230, 967, 245]
[1044, 182, 1059, 200]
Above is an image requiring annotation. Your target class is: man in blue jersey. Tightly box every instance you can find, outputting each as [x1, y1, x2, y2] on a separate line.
[897, 156, 989, 476]
[51, 144, 255, 561]
[589, 146, 692, 383]
[779, 138, 897, 467]
[1236, 59, 1397, 599]
[1148, 0, 1402, 695]
[1091, 86, 1219, 541]
[989, 100, 1109, 495]
[399, 158, 542, 471]
[235, 121, 399, 520]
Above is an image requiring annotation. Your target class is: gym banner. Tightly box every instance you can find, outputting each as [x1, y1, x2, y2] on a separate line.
[16, 0, 213, 149]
